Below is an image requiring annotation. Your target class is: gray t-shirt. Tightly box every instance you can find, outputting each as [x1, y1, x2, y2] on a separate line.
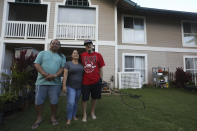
[64, 61, 84, 89]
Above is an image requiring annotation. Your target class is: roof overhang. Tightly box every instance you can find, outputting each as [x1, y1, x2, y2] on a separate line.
[117, 0, 197, 18]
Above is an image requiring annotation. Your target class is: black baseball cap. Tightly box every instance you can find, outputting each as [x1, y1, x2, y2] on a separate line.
[84, 40, 93, 46]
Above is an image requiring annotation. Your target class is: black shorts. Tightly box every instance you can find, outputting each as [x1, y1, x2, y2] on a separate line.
[82, 80, 102, 101]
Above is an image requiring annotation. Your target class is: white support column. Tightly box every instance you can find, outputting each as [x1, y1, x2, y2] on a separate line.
[0, 42, 5, 72]
[114, 5, 118, 88]
[44, 40, 49, 51]
[1, 0, 9, 38]
[95, 5, 99, 52]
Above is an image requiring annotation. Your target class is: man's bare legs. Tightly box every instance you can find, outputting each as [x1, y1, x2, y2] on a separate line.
[91, 99, 97, 119]
[82, 99, 97, 122]
[34, 105, 43, 123]
[82, 101, 87, 122]
[50, 104, 58, 122]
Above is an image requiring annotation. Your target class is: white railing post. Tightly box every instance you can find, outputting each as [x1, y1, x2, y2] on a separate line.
[24, 22, 28, 39]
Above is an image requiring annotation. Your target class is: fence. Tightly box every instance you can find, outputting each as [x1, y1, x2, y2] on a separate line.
[5, 21, 46, 39]
[168, 72, 197, 86]
[118, 72, 141, 89]
[56, 23, 96, 40]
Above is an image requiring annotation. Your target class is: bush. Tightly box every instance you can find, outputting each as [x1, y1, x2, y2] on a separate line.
[175, 67, 192, 88]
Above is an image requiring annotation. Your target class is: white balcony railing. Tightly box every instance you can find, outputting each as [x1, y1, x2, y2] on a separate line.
[56, 23, 96, 40]
[5, 21, 47, 39]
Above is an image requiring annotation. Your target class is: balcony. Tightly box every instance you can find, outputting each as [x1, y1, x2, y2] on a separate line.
[5, 21, 47, 39]
[56, 23, 96, 40]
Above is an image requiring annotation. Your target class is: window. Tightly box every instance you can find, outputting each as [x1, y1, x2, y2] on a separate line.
[15, 0, 40, 4]
[185, 57, 197, 74]
[122, 16, 146, 44]
[123, 54, 147, 83]
[58, 7, 95, 24]
[65, 0, 89, 7]
[182, 21, 197, 46]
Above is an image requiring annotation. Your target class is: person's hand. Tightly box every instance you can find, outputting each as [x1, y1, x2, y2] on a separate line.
[62, 85, 67, 93]
[45, 74, 57, 81]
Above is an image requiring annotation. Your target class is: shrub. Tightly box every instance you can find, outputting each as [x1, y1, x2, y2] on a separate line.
[175, 67, 192, 88]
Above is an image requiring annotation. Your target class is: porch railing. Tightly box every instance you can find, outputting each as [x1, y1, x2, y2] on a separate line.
[56, 23, 96, 40]
[5, 21, 47, 39]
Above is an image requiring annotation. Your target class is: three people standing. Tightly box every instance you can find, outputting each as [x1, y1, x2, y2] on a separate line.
[32, 39, 105, 129]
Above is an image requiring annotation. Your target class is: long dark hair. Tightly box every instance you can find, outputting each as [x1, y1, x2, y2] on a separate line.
[50, 39, 63, 57]
[72, 49, 81, 63]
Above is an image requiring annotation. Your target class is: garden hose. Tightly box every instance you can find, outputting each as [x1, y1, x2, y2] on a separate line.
[117, 91, 146, 110]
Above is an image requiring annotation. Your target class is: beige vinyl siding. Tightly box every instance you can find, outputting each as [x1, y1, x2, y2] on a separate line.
[118, 49, 197, 83]
[99, 45, 115, 82]
[118, 13, 184, 48]
[0, 0, 4, 38]
[91, 0, 115, 41]
[146, 16, 182, 48]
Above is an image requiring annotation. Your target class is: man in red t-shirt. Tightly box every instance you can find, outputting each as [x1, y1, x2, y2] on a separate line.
[81, 40, 105, 122]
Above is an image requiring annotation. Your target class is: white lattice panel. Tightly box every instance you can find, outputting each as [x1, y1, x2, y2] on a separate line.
[119, 72, 141, 89]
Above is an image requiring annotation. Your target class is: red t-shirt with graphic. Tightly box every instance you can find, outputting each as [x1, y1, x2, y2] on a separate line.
[81, 52, 105, 85]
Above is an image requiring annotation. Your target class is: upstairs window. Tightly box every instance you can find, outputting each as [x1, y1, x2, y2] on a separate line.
[122, 16, 146, 44]
[65, 0, 89, 7]
[15, 0, 40, 4]
[182, 22, 197, 46]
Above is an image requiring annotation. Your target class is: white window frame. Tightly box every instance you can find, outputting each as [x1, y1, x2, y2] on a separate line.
[122, 15, 147, 44]
[181, 20, 197, 47]
[122, 53, 148, 84]
[183, 55, 197, 73]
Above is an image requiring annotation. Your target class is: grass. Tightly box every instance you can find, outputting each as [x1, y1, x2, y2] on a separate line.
[1, 88, 197, 131]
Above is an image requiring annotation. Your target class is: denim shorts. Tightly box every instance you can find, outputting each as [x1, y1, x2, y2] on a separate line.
[35, 85, 61, 105]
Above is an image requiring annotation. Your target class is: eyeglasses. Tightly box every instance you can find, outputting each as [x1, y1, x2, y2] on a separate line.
[51, 42, 61, 46]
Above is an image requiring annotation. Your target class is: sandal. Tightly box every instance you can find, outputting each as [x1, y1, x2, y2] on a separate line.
[32, 120, 42, 130]
[51, 120, 59, 126]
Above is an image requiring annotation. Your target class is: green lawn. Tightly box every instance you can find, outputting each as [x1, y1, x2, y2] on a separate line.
[1, 88, 197, 131]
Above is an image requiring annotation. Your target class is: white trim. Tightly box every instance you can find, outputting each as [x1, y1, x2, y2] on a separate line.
[121, 14, 147, 45]
[4, 39, 46, 44]
[122, 53, 148, 84]
[1, 0, 9, 38]
[0, 42, 5, 70]
[97, 41, 115, 46]
[58, 40, 84, 45]
[61, 45, 85, 48]
[114, 5, 118, 88]
[95, 4, 99, 52]
[118, 45, 197, 53]
[181, 20, 197, 48]
[183, 55, 197, 72]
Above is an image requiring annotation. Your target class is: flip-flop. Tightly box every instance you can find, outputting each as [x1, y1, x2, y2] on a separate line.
[51, 120, 59, 126]
[32, 120, 42, 130]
